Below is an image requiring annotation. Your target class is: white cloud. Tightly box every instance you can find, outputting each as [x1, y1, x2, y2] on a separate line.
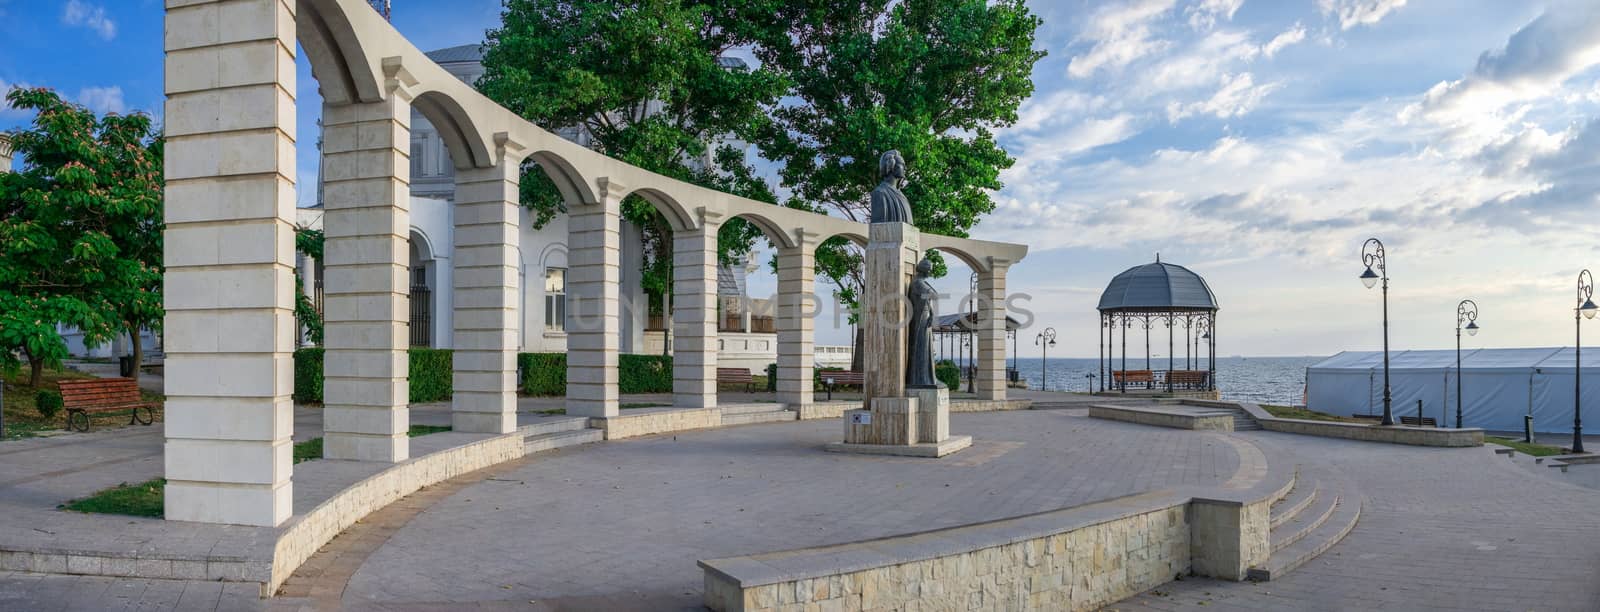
[0, 78, 29, 119]
[63, 0, 116, 40]
[1319, 0, 1409, 30]
[1403, 3, 1600, 138]
[75, 86, 126, 115]
[1185, 0, 1244, 31]
[1263, 23, 1307, 57]
[1067, 0, 1176, 79]
[1165, 72, 1280, 122]
[1145, 29, 1261, 92]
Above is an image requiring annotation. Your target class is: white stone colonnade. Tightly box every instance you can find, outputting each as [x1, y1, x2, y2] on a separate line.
[161, 0, 1027, 526]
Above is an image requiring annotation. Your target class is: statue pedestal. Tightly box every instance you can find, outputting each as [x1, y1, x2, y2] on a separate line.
[825, 222, 969, 458]
[826, 394, 969, 458]
[910, 387, 949, 443]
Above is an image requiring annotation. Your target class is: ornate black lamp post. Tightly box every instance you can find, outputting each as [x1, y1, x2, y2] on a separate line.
[1035, 327, 1056, 391]
[1454, 299, 1479, 429]
[1574, 271, 1597, 453]
[1360, 238, 1394, 426]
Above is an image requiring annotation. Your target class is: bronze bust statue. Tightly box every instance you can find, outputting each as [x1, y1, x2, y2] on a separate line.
[870, 150, 914, 224]
[907, 256, 940, 388]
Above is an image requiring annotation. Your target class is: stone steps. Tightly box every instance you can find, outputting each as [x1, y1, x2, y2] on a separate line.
[523, 428, 603, 454]
[516, 417, 590, 437]
[1248, 467, 1362, 581]
[721, 409, 798, 427]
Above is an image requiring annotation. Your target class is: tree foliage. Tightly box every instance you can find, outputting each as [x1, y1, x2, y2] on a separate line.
[0, 88, 164, 384]
[748, 0, 1045, 319]
[479, 0, 787, 311]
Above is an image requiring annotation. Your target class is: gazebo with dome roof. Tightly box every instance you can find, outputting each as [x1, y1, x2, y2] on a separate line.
[1097, 256, 1219, 394]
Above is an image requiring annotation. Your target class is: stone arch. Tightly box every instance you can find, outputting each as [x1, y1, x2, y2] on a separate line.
[523, 150, 597, 207]
[626, 187, 696, 233]
[726, 212, 798, 249]
[926, 245, 988, 273]
[411, 90, 493, 170]
[815, 229, 869, 248]
[408, 226, 437, 262]
[297, 0, 383, 105]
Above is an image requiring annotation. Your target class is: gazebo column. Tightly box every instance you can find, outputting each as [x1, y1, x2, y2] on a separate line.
[451, 161, 521, 433]
[320, 96, 413, 462]
[777, 232, 818, 413]
[160, 0, 296, 526]
[567, 180, 624, 418]
[672, 211, 723, 409]
[976, 261, 1010, 400]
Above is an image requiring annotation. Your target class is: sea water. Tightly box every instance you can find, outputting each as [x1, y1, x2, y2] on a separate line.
[994, 356, 1322, 405]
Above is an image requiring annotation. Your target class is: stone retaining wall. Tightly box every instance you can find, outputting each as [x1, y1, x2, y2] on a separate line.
[700, 484, 1279, 612]
[1216, 402, 1484, 447]
[591, 407, 722, 439]
[1088, 405, 1235, 431]
[268, 431, 527, 594]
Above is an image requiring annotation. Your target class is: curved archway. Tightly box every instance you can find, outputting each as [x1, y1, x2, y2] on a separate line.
[726, 212, 797, 250]
[926, 245, 987, 273]
[412, 90, 493, 170]
[626, 187, 696, 233]
[523, 150, 597, 207]
[297, 0, 382, 105]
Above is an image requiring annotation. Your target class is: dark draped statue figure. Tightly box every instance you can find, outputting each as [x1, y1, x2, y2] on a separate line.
[907, 256, 940, 388]
[870, 150, 914, 224]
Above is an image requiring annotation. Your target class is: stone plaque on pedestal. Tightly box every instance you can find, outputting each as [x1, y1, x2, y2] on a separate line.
[910, 387, 949, 443]
[844, 397, 918, 446]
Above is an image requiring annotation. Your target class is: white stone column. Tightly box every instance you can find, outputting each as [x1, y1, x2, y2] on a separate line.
[160, 0, 297, 526]
[319, 97, 412, 462]
[976, 261, 1010, 400]
[452, 162, 521, 433]
[776, 233, 817, 412]
[567, 181, 624, 417]
[672, 212, 722, 408]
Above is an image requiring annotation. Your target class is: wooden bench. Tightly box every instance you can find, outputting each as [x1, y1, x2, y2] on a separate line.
[57, 378, 157, 432]
[1112, 370, 1154, 388]
[1166, 370, 1209, 390]
[716, 367, 754, 392]
[818, 371, 864, 389]
[1399, 416, 1438, 427]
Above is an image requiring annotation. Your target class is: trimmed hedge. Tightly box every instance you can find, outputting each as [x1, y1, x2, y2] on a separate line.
[293, 349, 676, 401]
[518, 352, 567, 396]
[935, 360, 961, 391]
[292, 347, 453, 403]
[408, 348, 452, 403]
[618, 354, 672, 394]
[35, 390, 63, 421]
[294, 348, 324, 403]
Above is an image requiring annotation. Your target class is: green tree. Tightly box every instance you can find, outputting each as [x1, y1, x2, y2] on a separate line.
[747, 0, 1044, 368]
[478, 0, 787, 316]
[0, 88, 165, 384]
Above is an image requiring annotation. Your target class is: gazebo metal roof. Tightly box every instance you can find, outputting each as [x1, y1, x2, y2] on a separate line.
[1097, 259, 1218, 312]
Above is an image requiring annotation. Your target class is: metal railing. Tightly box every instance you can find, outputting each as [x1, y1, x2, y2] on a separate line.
[409, 285, 431, 347]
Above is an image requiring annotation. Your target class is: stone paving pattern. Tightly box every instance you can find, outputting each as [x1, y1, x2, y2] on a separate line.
[341, 411, 1243, 609]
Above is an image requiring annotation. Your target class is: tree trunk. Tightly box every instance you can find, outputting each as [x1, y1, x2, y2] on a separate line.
[26, 348, 43, 388]
[128, 324, 143, 382]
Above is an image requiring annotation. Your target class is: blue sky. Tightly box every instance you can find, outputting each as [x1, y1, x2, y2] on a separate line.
[5, 1, 1600, 359]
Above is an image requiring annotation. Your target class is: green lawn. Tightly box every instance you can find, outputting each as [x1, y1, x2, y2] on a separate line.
[533, 403, 666, 416]
[1260, 404, 1368, 424]
[61, 478, 165, 518]
[2, 366, 165, 440]
[1486, 436, 1566, 457]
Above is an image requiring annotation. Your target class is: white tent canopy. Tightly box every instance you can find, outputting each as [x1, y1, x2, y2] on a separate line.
[1306, 348, 1600, 434]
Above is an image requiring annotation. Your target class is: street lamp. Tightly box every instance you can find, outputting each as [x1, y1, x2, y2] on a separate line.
[1575, 270, 1597, 453]
[1455, 299, 1479, 429]
[1360, 238, 1394, 426]
[1035, 327, 1057, 392]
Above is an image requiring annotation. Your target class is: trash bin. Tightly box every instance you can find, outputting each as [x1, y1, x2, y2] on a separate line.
[119, 356, 135, 377]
